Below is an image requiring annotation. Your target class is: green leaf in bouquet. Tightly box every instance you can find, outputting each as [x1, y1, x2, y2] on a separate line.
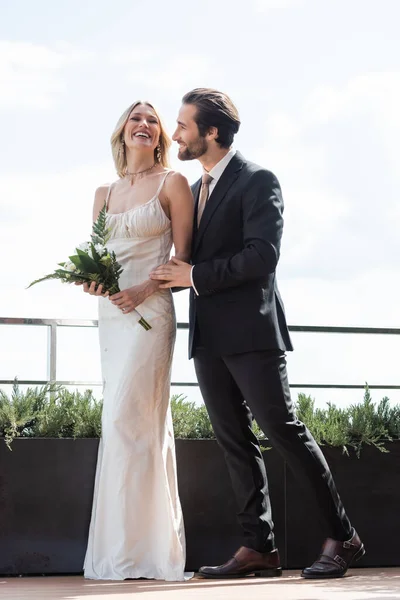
[110, 251, 123, 278]
[91, 203, 111, 246]
[55, 269, 92, 282]
[27, 273, 64, 288]
[69, 254, 86, 271]
[90, 243, 101, 262]
[87, 273, 101, 284]
[27, 268, 88, 288]
[75, 249, 102, 273]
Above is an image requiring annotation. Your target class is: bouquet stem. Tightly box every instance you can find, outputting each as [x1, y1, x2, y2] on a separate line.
[135, 310, 152, 331]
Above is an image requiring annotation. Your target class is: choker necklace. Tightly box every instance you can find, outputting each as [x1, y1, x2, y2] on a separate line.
[125, 163, 157, 181]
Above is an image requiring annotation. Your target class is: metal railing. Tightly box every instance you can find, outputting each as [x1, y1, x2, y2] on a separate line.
[1, 317, 400, 390]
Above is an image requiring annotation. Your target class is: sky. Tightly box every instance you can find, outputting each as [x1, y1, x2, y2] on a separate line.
[1, 0, 399, 406]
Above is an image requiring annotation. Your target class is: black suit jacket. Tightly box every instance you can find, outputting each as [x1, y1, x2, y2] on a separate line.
[189, 151, 293, 359]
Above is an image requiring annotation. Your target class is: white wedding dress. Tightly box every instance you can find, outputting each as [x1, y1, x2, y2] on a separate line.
[84, 172, 187, 581]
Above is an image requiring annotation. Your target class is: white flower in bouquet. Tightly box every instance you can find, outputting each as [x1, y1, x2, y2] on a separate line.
[63, 261, 77, 272]
[78, 242, 90, 252]
[94, 243, 106, 256]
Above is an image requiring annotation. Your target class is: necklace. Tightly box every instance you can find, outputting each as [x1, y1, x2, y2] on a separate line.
[125, 163, 157, 181]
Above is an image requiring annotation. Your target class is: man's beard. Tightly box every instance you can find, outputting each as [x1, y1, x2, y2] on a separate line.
[178, 137, 208, 161]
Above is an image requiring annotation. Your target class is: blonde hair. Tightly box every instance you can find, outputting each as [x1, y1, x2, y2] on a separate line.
[110, 101, 171, 177]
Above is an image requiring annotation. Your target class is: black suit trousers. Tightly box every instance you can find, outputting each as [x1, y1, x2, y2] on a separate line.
[193, 346, 353, 553]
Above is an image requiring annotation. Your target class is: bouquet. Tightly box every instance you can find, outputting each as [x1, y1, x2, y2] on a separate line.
[28, 204, 151, 330]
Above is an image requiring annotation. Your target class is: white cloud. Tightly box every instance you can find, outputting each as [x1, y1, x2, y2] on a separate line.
[0, 41, 92, 109]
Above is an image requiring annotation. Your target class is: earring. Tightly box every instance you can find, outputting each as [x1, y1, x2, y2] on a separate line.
[156, 144, 161, 162]
[118, 139, 125, 157]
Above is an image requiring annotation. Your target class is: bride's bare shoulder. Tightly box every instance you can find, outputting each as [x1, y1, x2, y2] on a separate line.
[95, 184, 110, 193]
[165, 170, 188, 182]
[94, 181, 115, 200]
[164, 170, 191, 193]
[92, 181, 117, 220]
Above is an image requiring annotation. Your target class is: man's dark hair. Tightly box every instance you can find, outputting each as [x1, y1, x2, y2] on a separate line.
[182, 88, 241, 148]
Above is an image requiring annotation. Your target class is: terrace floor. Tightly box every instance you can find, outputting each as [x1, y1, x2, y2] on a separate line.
[1, 568, 399, 600]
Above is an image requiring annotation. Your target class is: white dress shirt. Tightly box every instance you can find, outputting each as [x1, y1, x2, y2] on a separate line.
[190, 148, 236, 295]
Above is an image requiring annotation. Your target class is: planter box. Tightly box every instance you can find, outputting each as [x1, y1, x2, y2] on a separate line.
[285, 443, 400, 568]
[0, 438, 399, 574]
[0, 439, 98, 575]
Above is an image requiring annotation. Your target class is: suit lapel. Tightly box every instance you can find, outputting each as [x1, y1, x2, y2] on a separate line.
[194, 152, 244, 253]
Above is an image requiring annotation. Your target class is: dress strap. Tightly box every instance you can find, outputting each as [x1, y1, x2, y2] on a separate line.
[105, 183, 114, 211]
[155, 170, 172, 198]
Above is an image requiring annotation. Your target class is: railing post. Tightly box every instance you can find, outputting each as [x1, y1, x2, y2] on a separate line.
[47, 323, 57, 384]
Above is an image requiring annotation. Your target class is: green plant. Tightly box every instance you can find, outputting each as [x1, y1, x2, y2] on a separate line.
[295, 385, 400, 457]
[295, 394, 351, 452]
[1, 382, 399, 456]
[170, 394, 214, 439]
[0, 379, 59, 449]
[0, 379, 102, 448]
[347, 386, 389, 456]
[36, 388, 102, 439]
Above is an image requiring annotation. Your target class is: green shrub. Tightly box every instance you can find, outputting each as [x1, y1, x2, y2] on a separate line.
[171, 394, 214, 439]
[0, 380, 399, 456]
[295, 386, 400, 456]
[36, 388, 102, 439]
[0, 379, 59, 448]
[296, 393, 351, 451]
[0, 379, 102, 449]
[377, 397, 400, 439]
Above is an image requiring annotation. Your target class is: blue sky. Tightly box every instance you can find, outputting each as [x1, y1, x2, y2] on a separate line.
[1, 0, 399, 405]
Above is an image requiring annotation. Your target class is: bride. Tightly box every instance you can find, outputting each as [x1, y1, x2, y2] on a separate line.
[81, 100, 194, 581]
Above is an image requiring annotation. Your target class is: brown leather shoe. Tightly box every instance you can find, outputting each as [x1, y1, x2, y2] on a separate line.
[198, 546, 282, 579]
[302, 529, 365, 579]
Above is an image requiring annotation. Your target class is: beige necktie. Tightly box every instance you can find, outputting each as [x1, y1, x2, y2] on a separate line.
[197, 173, 213, 226]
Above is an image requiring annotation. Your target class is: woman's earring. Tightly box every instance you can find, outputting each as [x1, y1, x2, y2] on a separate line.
[156, 144, 161, 162]
[118, 140, 125, 157]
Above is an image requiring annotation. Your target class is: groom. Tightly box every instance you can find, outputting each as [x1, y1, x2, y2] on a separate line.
[150, 88, 364, 579]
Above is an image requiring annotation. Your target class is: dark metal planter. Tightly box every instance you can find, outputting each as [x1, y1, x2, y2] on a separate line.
[0, 438, 99, 575]
[285, 443, 400, 568]
[0, 438, 399, 575]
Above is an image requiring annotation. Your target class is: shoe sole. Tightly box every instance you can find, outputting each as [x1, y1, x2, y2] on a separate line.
[301, 544, 366, 579]
[198, 568, 282, 579]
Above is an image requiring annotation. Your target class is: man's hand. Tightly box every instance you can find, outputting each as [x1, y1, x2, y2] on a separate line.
[150, 257, 192, 289]
[109, 281, 157, 314]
